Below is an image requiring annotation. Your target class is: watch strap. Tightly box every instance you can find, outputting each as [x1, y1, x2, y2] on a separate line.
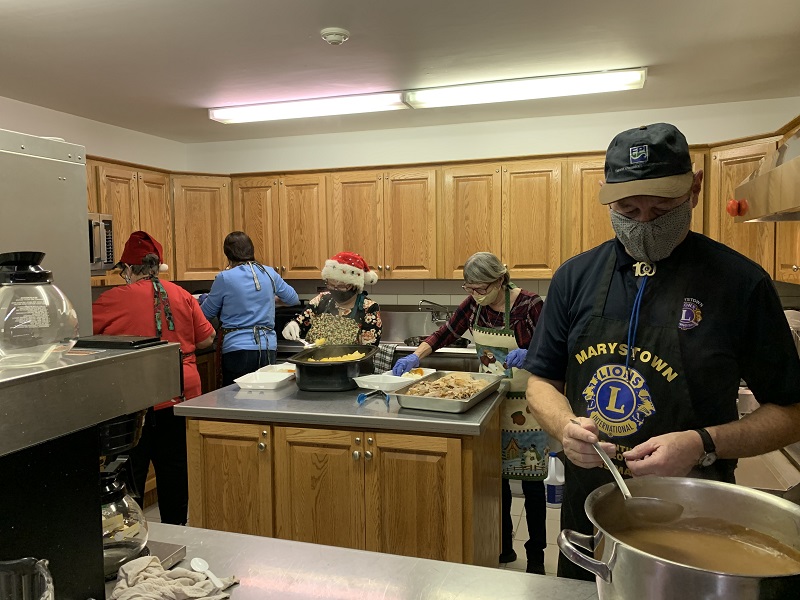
[695, 427, 716, 454]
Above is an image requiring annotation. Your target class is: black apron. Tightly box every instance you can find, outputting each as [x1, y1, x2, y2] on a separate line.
[559, 250, 703, 580]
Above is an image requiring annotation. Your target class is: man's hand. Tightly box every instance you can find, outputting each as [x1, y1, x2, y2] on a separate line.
[624, 430, 704, 477]
[563, 417, 617, 469]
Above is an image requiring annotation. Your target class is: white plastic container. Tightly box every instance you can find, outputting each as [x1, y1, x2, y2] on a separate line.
[543, 452, 565, 509]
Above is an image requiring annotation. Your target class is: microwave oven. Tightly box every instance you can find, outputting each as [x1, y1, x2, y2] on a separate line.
[88, 212, 115, 275]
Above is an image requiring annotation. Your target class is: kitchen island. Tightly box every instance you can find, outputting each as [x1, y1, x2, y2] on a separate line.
[175, 383, 503, 567]
[106, 523, 598, 599]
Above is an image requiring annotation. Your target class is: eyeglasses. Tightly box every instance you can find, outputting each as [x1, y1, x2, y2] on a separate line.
[325, 282, 352, 292]
[462, 283, 492, 295]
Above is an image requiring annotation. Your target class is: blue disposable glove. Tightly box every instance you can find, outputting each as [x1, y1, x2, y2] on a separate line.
[197, 293, 209, 305]
[505, 348, 528, 369]
[392, 354, 420, 376]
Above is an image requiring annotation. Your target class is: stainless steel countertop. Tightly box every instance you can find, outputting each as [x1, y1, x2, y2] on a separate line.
[277, 340, 478, 356]
[175, 382, 504, 436]
[0, 343, 181, 458]
[107, 523, 598, 600]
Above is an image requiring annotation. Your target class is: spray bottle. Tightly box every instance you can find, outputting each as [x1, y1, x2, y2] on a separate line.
[544, 451, 565, 509]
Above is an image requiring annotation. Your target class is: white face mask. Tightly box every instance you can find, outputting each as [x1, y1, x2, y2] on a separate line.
[610, 198, 692, 263]
[473, 285, 501, 306]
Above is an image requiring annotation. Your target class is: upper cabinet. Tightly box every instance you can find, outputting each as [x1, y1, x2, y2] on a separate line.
[441, 164, 502, 279]
[173, 175, 232, 280]
[707, 141, 778, 276]
[328, 168, 437, 279]
[232, 176, 280, 270]
[93, 163, 173, 280]
[564, 152, 706, 261]
[278, 174, 328, 279]
[501, 159, 562, 279]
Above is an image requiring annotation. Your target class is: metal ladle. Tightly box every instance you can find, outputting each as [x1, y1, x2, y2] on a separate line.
[570, 419, 684, 523]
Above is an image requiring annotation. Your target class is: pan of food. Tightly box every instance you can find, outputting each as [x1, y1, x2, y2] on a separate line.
[288, 344, 378, 391]
[393, 371, 504, 413]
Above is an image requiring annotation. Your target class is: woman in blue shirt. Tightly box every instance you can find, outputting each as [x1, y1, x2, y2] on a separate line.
[201, 231, 299, 385]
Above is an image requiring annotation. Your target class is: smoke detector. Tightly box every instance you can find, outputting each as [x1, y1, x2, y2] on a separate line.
[320, 27, 350, 46]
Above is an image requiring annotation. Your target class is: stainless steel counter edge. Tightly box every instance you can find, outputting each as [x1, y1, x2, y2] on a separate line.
[119, 523, 598, 600]
[277, 340, 477, 356]
[0, 343, 181, 457]
[175, 384, 505, 436]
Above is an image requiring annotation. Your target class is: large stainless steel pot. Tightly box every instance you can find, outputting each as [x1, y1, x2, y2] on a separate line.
[558, 477, 800, 599]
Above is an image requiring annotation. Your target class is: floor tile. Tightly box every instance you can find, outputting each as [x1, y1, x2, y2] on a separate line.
[504, 539, 529, 571]
[546, 518, 561, 545]
[545, 543, 560, 575]
[546, 506, 561, 521]
[510, 496, 525, 517]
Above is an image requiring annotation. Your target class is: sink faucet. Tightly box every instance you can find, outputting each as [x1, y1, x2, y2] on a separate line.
[418, 299, 452, 324]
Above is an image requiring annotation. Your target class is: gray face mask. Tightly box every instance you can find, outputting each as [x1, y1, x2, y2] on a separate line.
[610, 198, 692, 263]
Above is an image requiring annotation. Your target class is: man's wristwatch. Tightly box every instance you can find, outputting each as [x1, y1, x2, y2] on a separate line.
[695, 428, 717, 467]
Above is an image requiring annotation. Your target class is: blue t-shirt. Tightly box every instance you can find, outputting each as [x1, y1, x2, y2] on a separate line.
[201, 264, 299, 353]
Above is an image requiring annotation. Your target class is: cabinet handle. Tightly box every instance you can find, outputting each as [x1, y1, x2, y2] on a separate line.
[353, 450, 361, 460]
[261, 430, 268, 438]
[377, 265, 382, 271]
[257, 442, 266, 452]
[367, 437, 374, 445]
[385, 265, 391, 271]
[281, 266, 286, 271]
[793, 265, 799, 272]
[355, 437, 361, 445]
[365, 451, 373, 460]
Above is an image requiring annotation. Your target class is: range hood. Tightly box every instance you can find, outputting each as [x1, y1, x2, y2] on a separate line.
[735, 129, 800, 222]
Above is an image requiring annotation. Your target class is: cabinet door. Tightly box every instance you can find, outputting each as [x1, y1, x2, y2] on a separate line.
[775, 223, 800, 283]
[384, 168, 438, 279]
[186, 420, 272, 536]
[232, 176, 280, 270]
[441, 164, 502, 279]
[86, 160, 100, 213]
[365, 432, 462, 562]
[708, 141, 777, 275]
[273, 427, 365, 550]
[173, 176, 232, 280]
[689, 151, 706, 234]
[564, 156, 610, 259]
[501, 159, 562, 279]
[328, 171, 384, 273]
[136, 170, 173, 280]
[97, 164, 140, 263]
[194, 352, 218, 394]
[278, 174, 328, 279]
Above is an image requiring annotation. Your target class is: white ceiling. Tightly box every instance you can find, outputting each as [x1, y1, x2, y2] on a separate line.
[1, 0, 799, 144]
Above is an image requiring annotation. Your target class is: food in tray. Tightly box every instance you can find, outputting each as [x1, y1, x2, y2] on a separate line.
[401, 367, 427, 379]
[407, 373, 489, 399]
[306, 350, 366, 362]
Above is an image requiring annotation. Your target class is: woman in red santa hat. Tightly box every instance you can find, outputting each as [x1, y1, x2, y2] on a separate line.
[92, 231, 216, 525]
[282, 251, 382, 346]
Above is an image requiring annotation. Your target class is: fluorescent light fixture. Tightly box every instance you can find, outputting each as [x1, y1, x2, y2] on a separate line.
[209, 91, 408, 123]
[209, 68, 646, 123]
[404, 68, 647, 109]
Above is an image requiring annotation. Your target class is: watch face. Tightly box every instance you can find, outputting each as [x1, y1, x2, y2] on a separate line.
[700, 452, 717, 467]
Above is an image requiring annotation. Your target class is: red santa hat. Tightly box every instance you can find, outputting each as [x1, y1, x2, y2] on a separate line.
[321, 251, 378, 290]
[118, 231, 168, 272]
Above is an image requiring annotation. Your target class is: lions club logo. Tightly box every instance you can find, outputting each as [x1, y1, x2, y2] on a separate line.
[679, 298, 703, 331]
[582, 364, 655, 437]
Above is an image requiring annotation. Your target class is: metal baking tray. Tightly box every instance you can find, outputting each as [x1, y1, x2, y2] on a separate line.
[393, 371, 504, 413]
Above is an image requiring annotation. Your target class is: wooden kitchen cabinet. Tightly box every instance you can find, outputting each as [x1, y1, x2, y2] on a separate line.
[173, 175, 232, 280]
[195, 351, 218, 394]
[278, 174, 328, 279]
[328, 168, 437, 279]
[273, 426, 462, 560]
[564, 152, 706, 260]
[232, 176, 280, 270]
[97, 164, 140, 264]
[86, 160, 100, 212]
[707, 141, 778, 276]
[775, 223, 800, 284]
[186, 420, 273, 536]
[501, 159, 562, 279]
[441, 164, 502, 279]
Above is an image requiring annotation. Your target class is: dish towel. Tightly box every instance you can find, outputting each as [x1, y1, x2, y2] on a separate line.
[373, 343, 398, 374]
[110, 556, 238, 600]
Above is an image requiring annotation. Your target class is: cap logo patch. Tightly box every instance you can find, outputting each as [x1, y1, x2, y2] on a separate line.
[629, 145, 649, 164]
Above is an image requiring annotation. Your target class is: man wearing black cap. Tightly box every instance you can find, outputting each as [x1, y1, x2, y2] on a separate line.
[523, 123, 800, 580]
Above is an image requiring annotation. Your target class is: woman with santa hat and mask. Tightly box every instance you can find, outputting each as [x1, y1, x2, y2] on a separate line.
[92, 231, 215, 525]
[282, 251, 382, 346]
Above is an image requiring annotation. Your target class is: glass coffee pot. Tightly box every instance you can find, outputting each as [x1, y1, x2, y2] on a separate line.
[0, 252, 79, 368]
[0, 557, 54, 600]
[100, 457, 149, 579]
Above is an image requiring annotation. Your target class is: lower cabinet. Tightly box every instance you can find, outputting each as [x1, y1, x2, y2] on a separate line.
[194, 351, 218, 395]
[186, 410, 501, 566]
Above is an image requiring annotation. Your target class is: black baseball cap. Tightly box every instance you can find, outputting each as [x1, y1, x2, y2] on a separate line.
[598, 122, 694, 205]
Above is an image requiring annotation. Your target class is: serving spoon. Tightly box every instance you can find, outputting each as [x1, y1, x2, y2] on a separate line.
[570, 419, 684, 523]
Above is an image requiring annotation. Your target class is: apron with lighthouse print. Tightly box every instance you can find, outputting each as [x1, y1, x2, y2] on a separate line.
[473, 286, 549, 481]
[560, 250, 697, 573]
